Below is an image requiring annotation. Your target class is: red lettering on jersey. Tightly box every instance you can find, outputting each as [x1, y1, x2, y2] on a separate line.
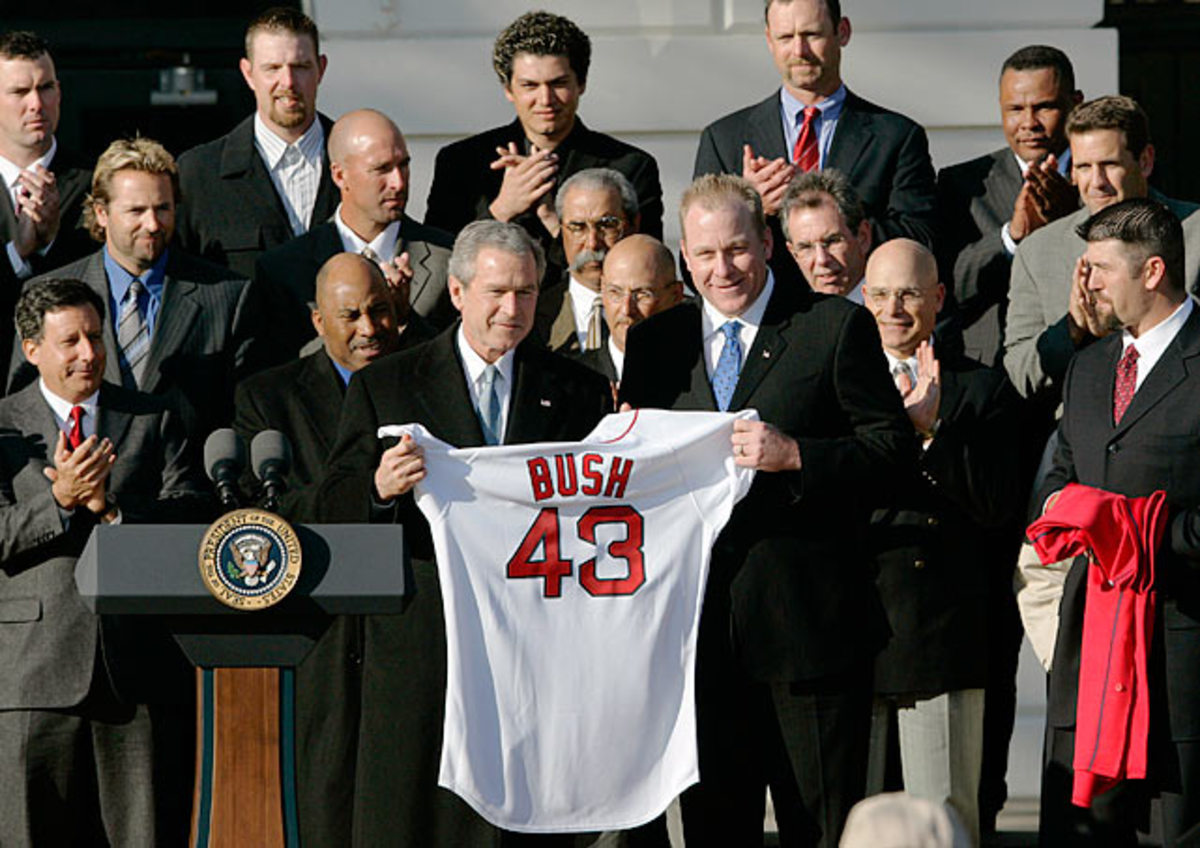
[554, 454, 578, 496]
[603, 457, 634, 499]
[528, 457, 553, 502]
[580, 453, 603, 496]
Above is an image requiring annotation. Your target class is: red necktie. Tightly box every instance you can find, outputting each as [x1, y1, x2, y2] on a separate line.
[67, 405, 84, 449]
[792, 106, 820, 172]
[1113, 344, 1139, 425]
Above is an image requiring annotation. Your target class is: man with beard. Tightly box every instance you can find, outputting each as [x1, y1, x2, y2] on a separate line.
[255, 109, 451, 360]
[176, 7, 339, 278]
[534, 167, 638, 354]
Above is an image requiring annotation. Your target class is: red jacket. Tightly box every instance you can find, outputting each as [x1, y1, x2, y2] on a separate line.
[1027, 483, 1167, 808]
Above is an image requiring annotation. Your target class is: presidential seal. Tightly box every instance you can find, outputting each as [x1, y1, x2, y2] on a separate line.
[198, 509, 302, 610]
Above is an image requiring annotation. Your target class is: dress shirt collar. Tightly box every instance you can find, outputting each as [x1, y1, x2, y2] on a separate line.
[39, 379, 99, 433]
[883, 343, 929, 379]
[780, 83, 846, 130]
[568, 274, 601, 336]
[328, 352, 355, 387]
[0, 137, 56, 194]
[846, 279, 865, 305]
[334, 204, 402, 260]
[1014, 147, 1071, 176]
[456, 325, 517, 393]
[701, 271, 775, 341]
[253, 112, 324, 171]
[1121, 296, 1193, 390]
[104, 246, 167, 305]
[607, 335, 625, 381]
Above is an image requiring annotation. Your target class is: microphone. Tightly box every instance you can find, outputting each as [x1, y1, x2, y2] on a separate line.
[204, 429, 247, 510]
[250, 430, 293, 513]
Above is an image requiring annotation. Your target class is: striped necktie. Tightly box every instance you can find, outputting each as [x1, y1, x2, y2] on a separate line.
[118, 278, 150, 388]
[585, 296, 604, 351]
[793, 106, 820, 172]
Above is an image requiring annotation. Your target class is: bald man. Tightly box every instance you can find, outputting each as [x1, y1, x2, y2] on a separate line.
[233, 250, 417, 846]
[578, 234, 683, 384]
[256, 108, 453, 362]
[860, 239, 1023, 845]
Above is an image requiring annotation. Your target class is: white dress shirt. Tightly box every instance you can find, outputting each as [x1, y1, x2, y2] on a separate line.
[253, 114, 324, 236]
[335, 205, 401, 261]
[1122, 296, 1194, 392]
[457, 326, 516, 442]
[39, 379, 98, 441]
[0, 138, 58, 278]
[568, 275, 602, 349]
[608, 335, 625, 381]
[700, 272, 776, 379]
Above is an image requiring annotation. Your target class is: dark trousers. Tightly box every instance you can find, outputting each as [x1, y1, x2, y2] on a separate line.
[0, 666, 192, 848]
[679, 622, 872, 848]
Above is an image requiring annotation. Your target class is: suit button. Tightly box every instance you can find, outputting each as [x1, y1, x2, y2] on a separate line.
[926, 517, 939, 527]
[914, 559, 926, 570]
[1108, 443, 1120, 455]
[1115, 683, 1126, 693]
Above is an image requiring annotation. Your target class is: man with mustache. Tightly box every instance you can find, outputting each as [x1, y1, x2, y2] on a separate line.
[233, 251, 404, 847]
[693, 0, 936, 290]
[175, 7, 339, 279]
[8, 138, 262, 446]
[534, 167, 639, 355]
[255, 109, 451, 360]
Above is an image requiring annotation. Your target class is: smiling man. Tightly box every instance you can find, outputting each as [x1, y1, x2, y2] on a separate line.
[1003, 95, 1200, 408]
[176, 7, 338, 278]
[620, 173, 913, 847]
[425, 11, 662, 281]
[693, 0, 935, 289]
[9, 138, 261, 444]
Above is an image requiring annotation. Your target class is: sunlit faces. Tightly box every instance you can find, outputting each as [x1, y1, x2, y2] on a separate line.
[1071, 128, 1153, 215]
[450, 247, 540, 363]
[23, 303, 106, 404]
[333, 124, 411, 230]
[240, 30, 326, 139]
[561, 184, 628, 290]
[93, 170, 175, 274]
[0, 52, 59, 161]
[785, 197, 870, 295]
[764, 0, 850, 101]
[681, 201, 772, 319]
[1000, 67, 1075, 164]
[600, 238, 682, 350]
[504, 53, 583, 145]
[863, 241, 944, 359]
[1083, 237, 1157, 334]
[313, 260, 399, 373]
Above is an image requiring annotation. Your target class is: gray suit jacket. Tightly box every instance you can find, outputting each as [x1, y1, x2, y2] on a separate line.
[8, 249, 262, 441]
[936, 148, 1027, 367]
[0, 381, 204, 710]
[1003, 192, 1200, 405]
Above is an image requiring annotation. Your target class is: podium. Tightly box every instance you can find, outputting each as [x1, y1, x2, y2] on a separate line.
[76, 522, 408, 847]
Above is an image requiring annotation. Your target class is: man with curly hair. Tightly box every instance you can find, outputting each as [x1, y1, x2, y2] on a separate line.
[424, 11, 663, 285]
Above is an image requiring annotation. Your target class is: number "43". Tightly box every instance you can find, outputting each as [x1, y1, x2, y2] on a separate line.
[506, 506, 645, 598]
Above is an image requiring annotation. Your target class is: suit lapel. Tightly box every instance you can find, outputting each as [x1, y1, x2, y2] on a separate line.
[294, 353, 343, 454]
[0, 183, 15, 234]
[76, 252, 124, 386]
[11, 382, 63, 465]
[412, 330, 486, 447]
[140, 255, 200, 394]
[1113, 308, 1200, 438]
[96, 383, 134, 451]
[825, 91, 871, 180]
[730, 287, 793, 410]
[219, 117, 294, 238]
[402, 219, 436, 310]
[748, 92, 789, 162]
[506, 344, 558, 444]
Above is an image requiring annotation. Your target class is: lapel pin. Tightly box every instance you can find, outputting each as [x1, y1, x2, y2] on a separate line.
[540, 399, 552, 407]
[763, 350, 771, 359]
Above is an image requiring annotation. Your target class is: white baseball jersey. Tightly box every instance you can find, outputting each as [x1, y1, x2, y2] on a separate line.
[401, 409, 756, 832]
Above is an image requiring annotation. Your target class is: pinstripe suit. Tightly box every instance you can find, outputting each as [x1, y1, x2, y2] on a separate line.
[7, 248, 264, 442]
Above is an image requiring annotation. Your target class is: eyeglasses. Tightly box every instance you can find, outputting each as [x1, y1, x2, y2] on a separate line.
[601, 285, 672, 304]
[563, 216, 625, 239]
[864, 288, 928, 306]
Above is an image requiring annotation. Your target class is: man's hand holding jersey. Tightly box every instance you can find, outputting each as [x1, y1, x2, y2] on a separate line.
[374, 434, 426, 501]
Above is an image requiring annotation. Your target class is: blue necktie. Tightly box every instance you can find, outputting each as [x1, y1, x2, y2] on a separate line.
[712, 321, 742, 412]
[478, 365, 502, 445]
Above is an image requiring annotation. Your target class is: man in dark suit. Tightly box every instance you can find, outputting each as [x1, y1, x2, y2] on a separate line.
[8, 137, 262, 446]
[176, 8, 338, 278]
[619, 174, 914, 847]
[936, 45, 1081, 368]
[0, 32, 93, 373]
[256, 108, 454, 360]
[859, 239, 1023, 846]
[0, 277, 206, 846]
[577, 234, 683, 385]
[234, 252, 412, 847]
[318, 220, 615, 845]
[693, 0, 936, 289]
[1038, 198, 1200, 846]
[424, 10, 662, 280]
[534, 167, 639, 354]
